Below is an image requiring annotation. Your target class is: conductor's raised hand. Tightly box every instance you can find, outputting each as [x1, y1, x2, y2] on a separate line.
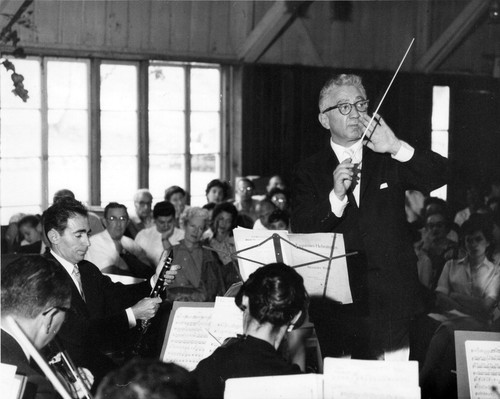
[333, 158, 356, 200]
[359, 114, 401, 155]
[131, 297, 162, 321]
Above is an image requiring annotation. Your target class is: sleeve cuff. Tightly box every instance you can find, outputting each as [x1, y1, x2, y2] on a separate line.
[329, 189, 348, 217]
[392, 140, 414, 162]
[126, 308, 137, 328]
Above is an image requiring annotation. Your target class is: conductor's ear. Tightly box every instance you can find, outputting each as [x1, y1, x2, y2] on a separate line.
[318, 112, 330, 130]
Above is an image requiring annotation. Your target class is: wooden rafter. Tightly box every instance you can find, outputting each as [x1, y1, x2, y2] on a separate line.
[238, 0, 312, 63]
[415, 0, 490, 73]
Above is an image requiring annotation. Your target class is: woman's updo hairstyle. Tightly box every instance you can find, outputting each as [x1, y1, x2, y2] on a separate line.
[235, 263, 308, 327]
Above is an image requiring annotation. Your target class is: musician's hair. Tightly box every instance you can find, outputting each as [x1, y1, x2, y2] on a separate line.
[318, 74, 367, 111]
[179, 207, 209, 229]
[104, 202, 128, 219]
[235, 263, 308, 328]
[461, 213, 495, 260]
[1, 255, 72, 319]
[95, 358, 200, 399]
[42, 197, 88, 243]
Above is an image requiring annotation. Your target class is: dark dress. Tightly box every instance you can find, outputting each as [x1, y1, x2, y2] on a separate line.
[192, 335, 301, 399]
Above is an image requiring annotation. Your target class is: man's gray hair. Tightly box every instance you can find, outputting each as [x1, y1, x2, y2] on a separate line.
[318, 74, 366, 111]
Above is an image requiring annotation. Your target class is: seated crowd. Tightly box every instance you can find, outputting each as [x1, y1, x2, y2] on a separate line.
[2, 176, 500, 399]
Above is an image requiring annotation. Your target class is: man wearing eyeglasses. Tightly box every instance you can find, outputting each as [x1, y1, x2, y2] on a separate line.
[291, 74, 449, 361]
[1, 255, 73, 399]
[85, 202, 152, 278]
[42, 197, 178, 389]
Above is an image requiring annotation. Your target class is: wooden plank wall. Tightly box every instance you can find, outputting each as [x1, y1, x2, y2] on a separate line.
[0, 0, 496, 75]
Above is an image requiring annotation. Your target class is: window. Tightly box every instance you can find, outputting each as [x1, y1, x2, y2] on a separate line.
[0, 57, 222, 224]
[430, 86, 450, 200]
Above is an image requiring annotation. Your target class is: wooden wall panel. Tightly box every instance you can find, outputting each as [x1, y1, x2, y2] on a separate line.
[81, 1, 107, 48]
[59, 1, 83, 46]
[105, 0, 129, 49]
[33, 0, 60, 44]
[169, 1, 193, 55]
[149, 0, 171, 52]
[128, 0, 152, 51]
[189, 1, 211, 55]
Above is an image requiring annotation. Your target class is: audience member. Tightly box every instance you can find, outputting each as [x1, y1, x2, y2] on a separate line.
[165, 185, 190, 227]
[135, 201, 185, 267]
[267, 187, 290, 212]
[420, 214, 500, 398]
[96, 358, 199, 399]
[192, 263, 308, 399]
[268, 209, 290, 231]
[233, 177, 259, 223]
[205, 179, 230, 204]
[166, 207, 225, 302]
[53, 189, 105, 235]
[1, 255, 73, 399]
[454, 184, 488, 226]
[253, 199, 277, 230]
[42, 198, 177, 389]
[126, 188, 154, 239]
[85, 202, 153, 278]
[17, 214, 45, 254]
[266, 175, 286, 193]
[491, 210, 500, 265]
[3, 212, 26, 253]
[414, 210, 458, 291]
[208, 202, 242, 289]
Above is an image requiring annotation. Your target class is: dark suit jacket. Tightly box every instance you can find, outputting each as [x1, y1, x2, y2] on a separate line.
[43, 253, 151, 379]
[291, 145, 449, 320]
[1, 329, 58, 399]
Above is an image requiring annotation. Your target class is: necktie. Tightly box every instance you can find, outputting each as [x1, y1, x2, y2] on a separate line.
[72, 265, 86, 301]
[344, 148, 361, 204]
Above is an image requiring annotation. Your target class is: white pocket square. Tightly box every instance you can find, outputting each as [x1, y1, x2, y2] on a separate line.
[380, 182, 388, 189]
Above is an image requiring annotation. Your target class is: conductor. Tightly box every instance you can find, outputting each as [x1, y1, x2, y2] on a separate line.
[291, 74, 449, 360]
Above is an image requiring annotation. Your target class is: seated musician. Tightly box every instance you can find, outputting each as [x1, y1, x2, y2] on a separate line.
[192, 263, 308, 399]
[85, 202, 153, 279]
[96, 358, 200, 399]
[166, 207, 225, 302]
[1, 255, 73, 399]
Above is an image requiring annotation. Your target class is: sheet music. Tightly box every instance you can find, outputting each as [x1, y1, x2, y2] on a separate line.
[161, 307, 213, 371]
[233, 228, 292, 281]
[0, 363, 20, 399]
[288, 233, 352, 304]
[465, 340, 500, 398]
[203, 297, 243, 358]
[224, 373, 324, 399]
[233, 228, 352, 304]
[323, 358, 419, 399]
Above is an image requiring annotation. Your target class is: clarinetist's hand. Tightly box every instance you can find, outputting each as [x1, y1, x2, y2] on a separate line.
[75, 367, 93, 399]
[153, 251, 180, 287]
[131, 297, 162, 321]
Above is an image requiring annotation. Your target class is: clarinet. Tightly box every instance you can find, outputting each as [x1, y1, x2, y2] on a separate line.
[132, 249, 174, 356]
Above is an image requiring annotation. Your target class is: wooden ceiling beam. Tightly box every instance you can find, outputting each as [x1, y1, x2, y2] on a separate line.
[238, 0, 311, 63]
[415, 0, 490, 73]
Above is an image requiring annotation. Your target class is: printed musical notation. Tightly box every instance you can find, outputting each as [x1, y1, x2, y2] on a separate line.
[161, 307, 213, 371]
[203, 297, 243, 358]
[466, 340, 500, 399]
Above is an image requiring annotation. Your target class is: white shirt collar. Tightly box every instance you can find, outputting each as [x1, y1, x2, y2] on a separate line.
[50, 249, 76, 275]
[330, 138, 363, 163]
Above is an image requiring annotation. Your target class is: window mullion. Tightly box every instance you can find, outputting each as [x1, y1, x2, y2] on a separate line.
[185, 66, 191, 194]
[138, 60, 149, 188]
[41, 58, 49, 210]
[90, 59, 101, 206]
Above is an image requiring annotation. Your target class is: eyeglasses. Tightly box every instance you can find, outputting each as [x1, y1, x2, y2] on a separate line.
[426, 222, 446, 229]
[322, 99, 369, 115]
[107, 216, 129, 223]
[465, 235, 486, 244]
[42, 306, 72, 316]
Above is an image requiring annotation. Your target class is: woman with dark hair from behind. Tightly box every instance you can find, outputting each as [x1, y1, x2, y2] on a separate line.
[96, 358, 200, 399]
[192, 263, 308, 399]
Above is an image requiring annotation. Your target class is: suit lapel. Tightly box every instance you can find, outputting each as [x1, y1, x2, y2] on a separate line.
[359, 146, 373, 203]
